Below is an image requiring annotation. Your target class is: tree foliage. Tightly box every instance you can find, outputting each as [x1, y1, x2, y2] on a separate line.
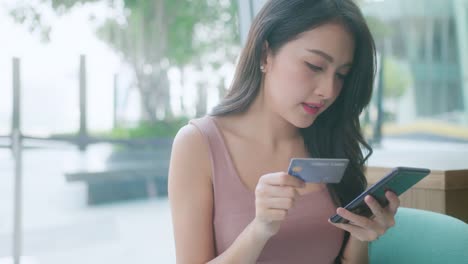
[384, 57, 412, 98]
[8, 0, 240, 121]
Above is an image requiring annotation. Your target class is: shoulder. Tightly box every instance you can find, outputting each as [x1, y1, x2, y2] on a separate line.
[174, 121, 206, 147]
[169, 121, 212, 183]
[173, 117, 212, 157]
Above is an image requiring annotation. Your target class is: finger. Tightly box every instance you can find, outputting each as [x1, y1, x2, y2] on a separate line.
[328, 219, 378, 241]
[261, 197, 295, 210]
[335, 207, 375, 229]
[364, 195, 385, 219]
[328, 220, 380, 241]
[385, 191, 400, 215]
[262, 172, 305, 188]
[256, 184, 298, 198]
[328, 219, 362, 233]
[267, 209, 288, 221]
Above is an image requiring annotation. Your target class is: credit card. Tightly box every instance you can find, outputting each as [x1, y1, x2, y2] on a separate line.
[287, 158, 349, 183]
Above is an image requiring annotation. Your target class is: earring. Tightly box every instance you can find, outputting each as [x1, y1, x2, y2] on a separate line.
[260, 65, 265, 72]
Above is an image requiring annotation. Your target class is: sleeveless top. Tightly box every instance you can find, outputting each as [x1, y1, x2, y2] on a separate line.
[189, 115, 344, 264]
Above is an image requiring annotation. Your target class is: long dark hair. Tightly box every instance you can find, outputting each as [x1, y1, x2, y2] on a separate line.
[211, 0, 375, 260]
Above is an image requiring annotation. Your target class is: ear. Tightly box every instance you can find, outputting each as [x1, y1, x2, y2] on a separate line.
[261, 41, 273, 72]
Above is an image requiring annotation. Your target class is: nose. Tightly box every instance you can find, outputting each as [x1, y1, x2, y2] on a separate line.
[314, 74, 336, 99]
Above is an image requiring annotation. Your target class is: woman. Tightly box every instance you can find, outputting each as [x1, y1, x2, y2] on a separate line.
[168, 0, 399, 263]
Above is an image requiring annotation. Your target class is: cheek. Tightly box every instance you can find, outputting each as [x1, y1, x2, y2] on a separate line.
[333, 82, 345, 98]
[267, 60, 311, 102]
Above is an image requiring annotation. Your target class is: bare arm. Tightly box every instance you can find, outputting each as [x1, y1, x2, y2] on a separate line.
[340, 237, 368, 264]
[207, 219, 271, 264]
[168, 124, 215, 263]
[169, 124, 305, 264]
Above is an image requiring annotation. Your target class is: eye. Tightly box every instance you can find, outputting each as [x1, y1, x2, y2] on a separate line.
[336, 73, 347, 80]
[305, 62, 323, 72]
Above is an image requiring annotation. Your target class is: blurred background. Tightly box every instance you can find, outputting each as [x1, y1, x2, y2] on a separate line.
[0, 0, 467, 263]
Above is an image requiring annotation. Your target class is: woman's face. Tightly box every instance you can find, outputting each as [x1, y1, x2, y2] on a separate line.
[263, 22, 355, 128]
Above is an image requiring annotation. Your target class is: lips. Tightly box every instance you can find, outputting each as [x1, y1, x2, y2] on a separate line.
[304, 102, 324, 107]
[302, 102, 323, 115]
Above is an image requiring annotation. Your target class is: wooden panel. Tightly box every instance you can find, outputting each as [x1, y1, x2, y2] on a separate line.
[398, 189, 446, 214]
[445, 170, 468, 189]
[446, 189, 468, 223]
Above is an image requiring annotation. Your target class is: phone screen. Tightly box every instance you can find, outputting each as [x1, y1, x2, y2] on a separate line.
[330, 167, 430, 224]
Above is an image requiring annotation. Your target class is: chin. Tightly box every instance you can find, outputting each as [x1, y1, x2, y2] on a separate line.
[292, 116, 317, 129]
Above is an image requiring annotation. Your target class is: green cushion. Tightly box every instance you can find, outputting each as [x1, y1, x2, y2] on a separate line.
[369, 207, 468, 264]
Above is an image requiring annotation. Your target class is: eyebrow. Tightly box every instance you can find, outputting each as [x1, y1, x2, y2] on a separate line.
[307, 49, 352, 67]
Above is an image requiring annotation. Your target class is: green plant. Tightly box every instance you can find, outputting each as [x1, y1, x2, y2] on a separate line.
[384, 57, 413, 98]
[108, 116, 190, 138]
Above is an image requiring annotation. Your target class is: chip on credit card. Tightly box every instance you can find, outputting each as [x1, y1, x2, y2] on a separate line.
[287, 158, 349, 183]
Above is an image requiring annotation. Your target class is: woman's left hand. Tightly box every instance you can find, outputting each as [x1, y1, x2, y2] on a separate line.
[328, 191, 400, 241]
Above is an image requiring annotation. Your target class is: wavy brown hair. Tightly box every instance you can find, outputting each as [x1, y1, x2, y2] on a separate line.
[211, 0, 376, 261]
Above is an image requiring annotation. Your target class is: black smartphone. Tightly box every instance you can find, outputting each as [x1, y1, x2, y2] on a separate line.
[329, 167, 431, 224]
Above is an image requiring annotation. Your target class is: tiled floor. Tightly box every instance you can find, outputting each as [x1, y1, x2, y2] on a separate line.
[0, 145, 175, 264]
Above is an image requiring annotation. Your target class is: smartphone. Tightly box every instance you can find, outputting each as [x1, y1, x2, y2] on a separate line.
[329, 167, 431, 224]
[287, 158, 349, 183]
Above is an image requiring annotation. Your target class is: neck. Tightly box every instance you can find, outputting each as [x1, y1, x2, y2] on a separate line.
[236, 87, 302, 150]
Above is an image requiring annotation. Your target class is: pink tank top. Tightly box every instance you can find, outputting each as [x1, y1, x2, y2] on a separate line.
[190, 115, 344, 264]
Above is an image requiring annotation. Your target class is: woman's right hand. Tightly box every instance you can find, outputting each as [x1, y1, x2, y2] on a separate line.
[253, 172, 306, 239]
